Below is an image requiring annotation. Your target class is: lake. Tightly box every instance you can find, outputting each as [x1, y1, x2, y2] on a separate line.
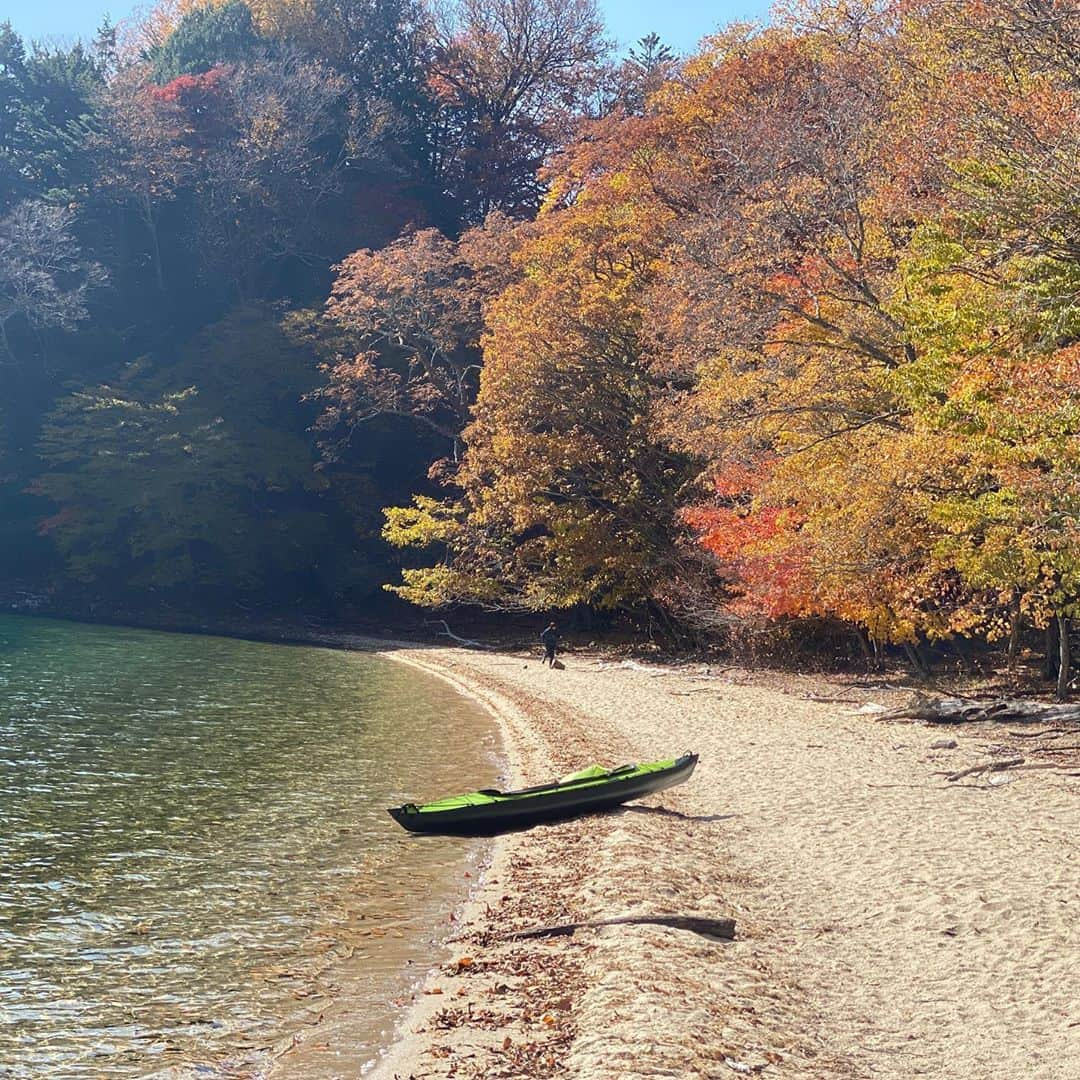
[0, 615, 501, 1078]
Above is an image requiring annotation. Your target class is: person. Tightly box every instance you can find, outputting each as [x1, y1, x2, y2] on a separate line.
[539, 621, 559, 667]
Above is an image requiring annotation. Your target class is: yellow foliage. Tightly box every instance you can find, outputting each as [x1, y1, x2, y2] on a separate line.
[245, 0, 317, 38]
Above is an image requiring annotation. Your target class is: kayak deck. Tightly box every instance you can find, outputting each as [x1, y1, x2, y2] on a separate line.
[388, 752, 698, 835]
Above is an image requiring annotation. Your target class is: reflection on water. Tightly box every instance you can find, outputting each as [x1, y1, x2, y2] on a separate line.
[0, 616, 500, 1078]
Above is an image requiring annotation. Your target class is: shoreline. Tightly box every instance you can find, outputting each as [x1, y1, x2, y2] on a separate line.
[355, 644, 1079, 1080]
[8, 613, 1077, 1076]
[363, 643, 590, 1080]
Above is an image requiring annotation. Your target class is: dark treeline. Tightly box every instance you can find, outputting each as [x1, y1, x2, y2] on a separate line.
[0, 0, 661, 619]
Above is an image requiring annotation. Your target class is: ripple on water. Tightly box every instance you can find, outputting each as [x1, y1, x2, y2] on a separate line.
[0, 616, 501, 1078]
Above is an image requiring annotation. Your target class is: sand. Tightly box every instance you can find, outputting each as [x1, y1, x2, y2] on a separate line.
[363, 645, 1079, 1080]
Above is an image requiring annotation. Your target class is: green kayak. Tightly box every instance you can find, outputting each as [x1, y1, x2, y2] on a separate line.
[388, 752, 698, 835]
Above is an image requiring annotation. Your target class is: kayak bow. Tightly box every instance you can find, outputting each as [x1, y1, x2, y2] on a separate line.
[388, 752, 698, 835]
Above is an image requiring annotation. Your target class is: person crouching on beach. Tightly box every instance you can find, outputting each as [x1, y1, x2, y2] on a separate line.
[540, 622, 559, 667]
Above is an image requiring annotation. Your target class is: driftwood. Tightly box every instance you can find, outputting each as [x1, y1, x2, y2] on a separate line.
[506, 914, 736, 942]
[880, 694, 1080, 726]
[946, 756, 1025, 782]
[423, 620, 495, 650]
[943, 757, 1080, 783]
[1008, 728, 1073, 738]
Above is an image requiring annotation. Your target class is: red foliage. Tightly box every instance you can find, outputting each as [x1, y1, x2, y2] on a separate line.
[150, 65, 231, 107]
[150, 67, 232, 149]
[682, 465, 813, 619]
[36, 507, 78, 535]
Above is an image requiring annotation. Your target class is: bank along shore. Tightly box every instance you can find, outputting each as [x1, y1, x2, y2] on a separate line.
[303, 639, 1079, 1080]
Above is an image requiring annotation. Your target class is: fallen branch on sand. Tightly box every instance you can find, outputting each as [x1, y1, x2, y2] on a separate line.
[423, 620, 495, 650]
[942, 757, 1080, 783]
[506, 914, 736, 941]
[880, 694, 1080, 726]
[945, 756, 1025, 782]
[1008, 728, 1074, 739]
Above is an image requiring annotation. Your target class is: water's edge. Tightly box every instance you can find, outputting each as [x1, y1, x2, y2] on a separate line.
[355, 648, 536, 1080]
[272, 643, 513, 1079]
[0, 615, 508, 1079]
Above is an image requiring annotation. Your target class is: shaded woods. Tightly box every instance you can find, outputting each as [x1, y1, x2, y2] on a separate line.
[2, 1, 1078, 693]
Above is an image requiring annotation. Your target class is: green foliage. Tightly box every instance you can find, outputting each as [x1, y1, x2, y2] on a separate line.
[34, 309, 331, 594]
[893, 224, 1080, 630]
[150, 1, 265, 83]
[0, 22, 108, 209]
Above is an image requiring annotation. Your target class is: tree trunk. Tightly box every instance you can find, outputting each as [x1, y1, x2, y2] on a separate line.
[647, 600, 685, 650]
[1056, 614, 1071, 702]
[903, 642, 930, 678]
[853, 626, 874, 668]
[142, 196, 165, 295]
[1006, 596, 1021, 671]
[1045, 619, 1061, 682]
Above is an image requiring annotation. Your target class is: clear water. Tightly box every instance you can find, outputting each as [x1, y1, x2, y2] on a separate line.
[0, 616, 500, 1078]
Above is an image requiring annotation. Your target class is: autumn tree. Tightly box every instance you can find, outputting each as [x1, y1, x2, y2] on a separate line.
[871, 0, 1080, 685]
[911, 351, 1080, 696]
[628, 22, 941, 640]
[314, 211, 521, 461]
[662, 0, 1080, 669]
[182, 53, 355, 296]
[381, 114, 693, 614]
[248, 0, 435, 179]
[426, 0, 607, 219]
[249, 0, 426, 96]
[95, 70, 192, 294]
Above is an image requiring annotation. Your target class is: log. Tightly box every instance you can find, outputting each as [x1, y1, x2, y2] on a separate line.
[946, 756, 1024, 782]
[879, 694, 1080, 726]
[506, 914, 736, 942]
[423, 619, 495, 650]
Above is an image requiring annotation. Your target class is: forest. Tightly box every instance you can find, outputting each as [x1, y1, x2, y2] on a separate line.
[1, 0, 1078, 690]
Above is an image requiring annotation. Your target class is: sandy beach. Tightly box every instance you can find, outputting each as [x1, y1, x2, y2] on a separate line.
[360, 643, 1079, 1080]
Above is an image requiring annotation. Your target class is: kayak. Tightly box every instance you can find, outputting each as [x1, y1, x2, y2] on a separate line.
[388, 752, 698, 835]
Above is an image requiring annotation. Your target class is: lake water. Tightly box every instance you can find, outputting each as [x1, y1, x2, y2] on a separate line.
[0, 616, 501, 1078]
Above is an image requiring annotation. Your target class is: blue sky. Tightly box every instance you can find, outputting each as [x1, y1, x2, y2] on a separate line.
[4, 1, 773, 55]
